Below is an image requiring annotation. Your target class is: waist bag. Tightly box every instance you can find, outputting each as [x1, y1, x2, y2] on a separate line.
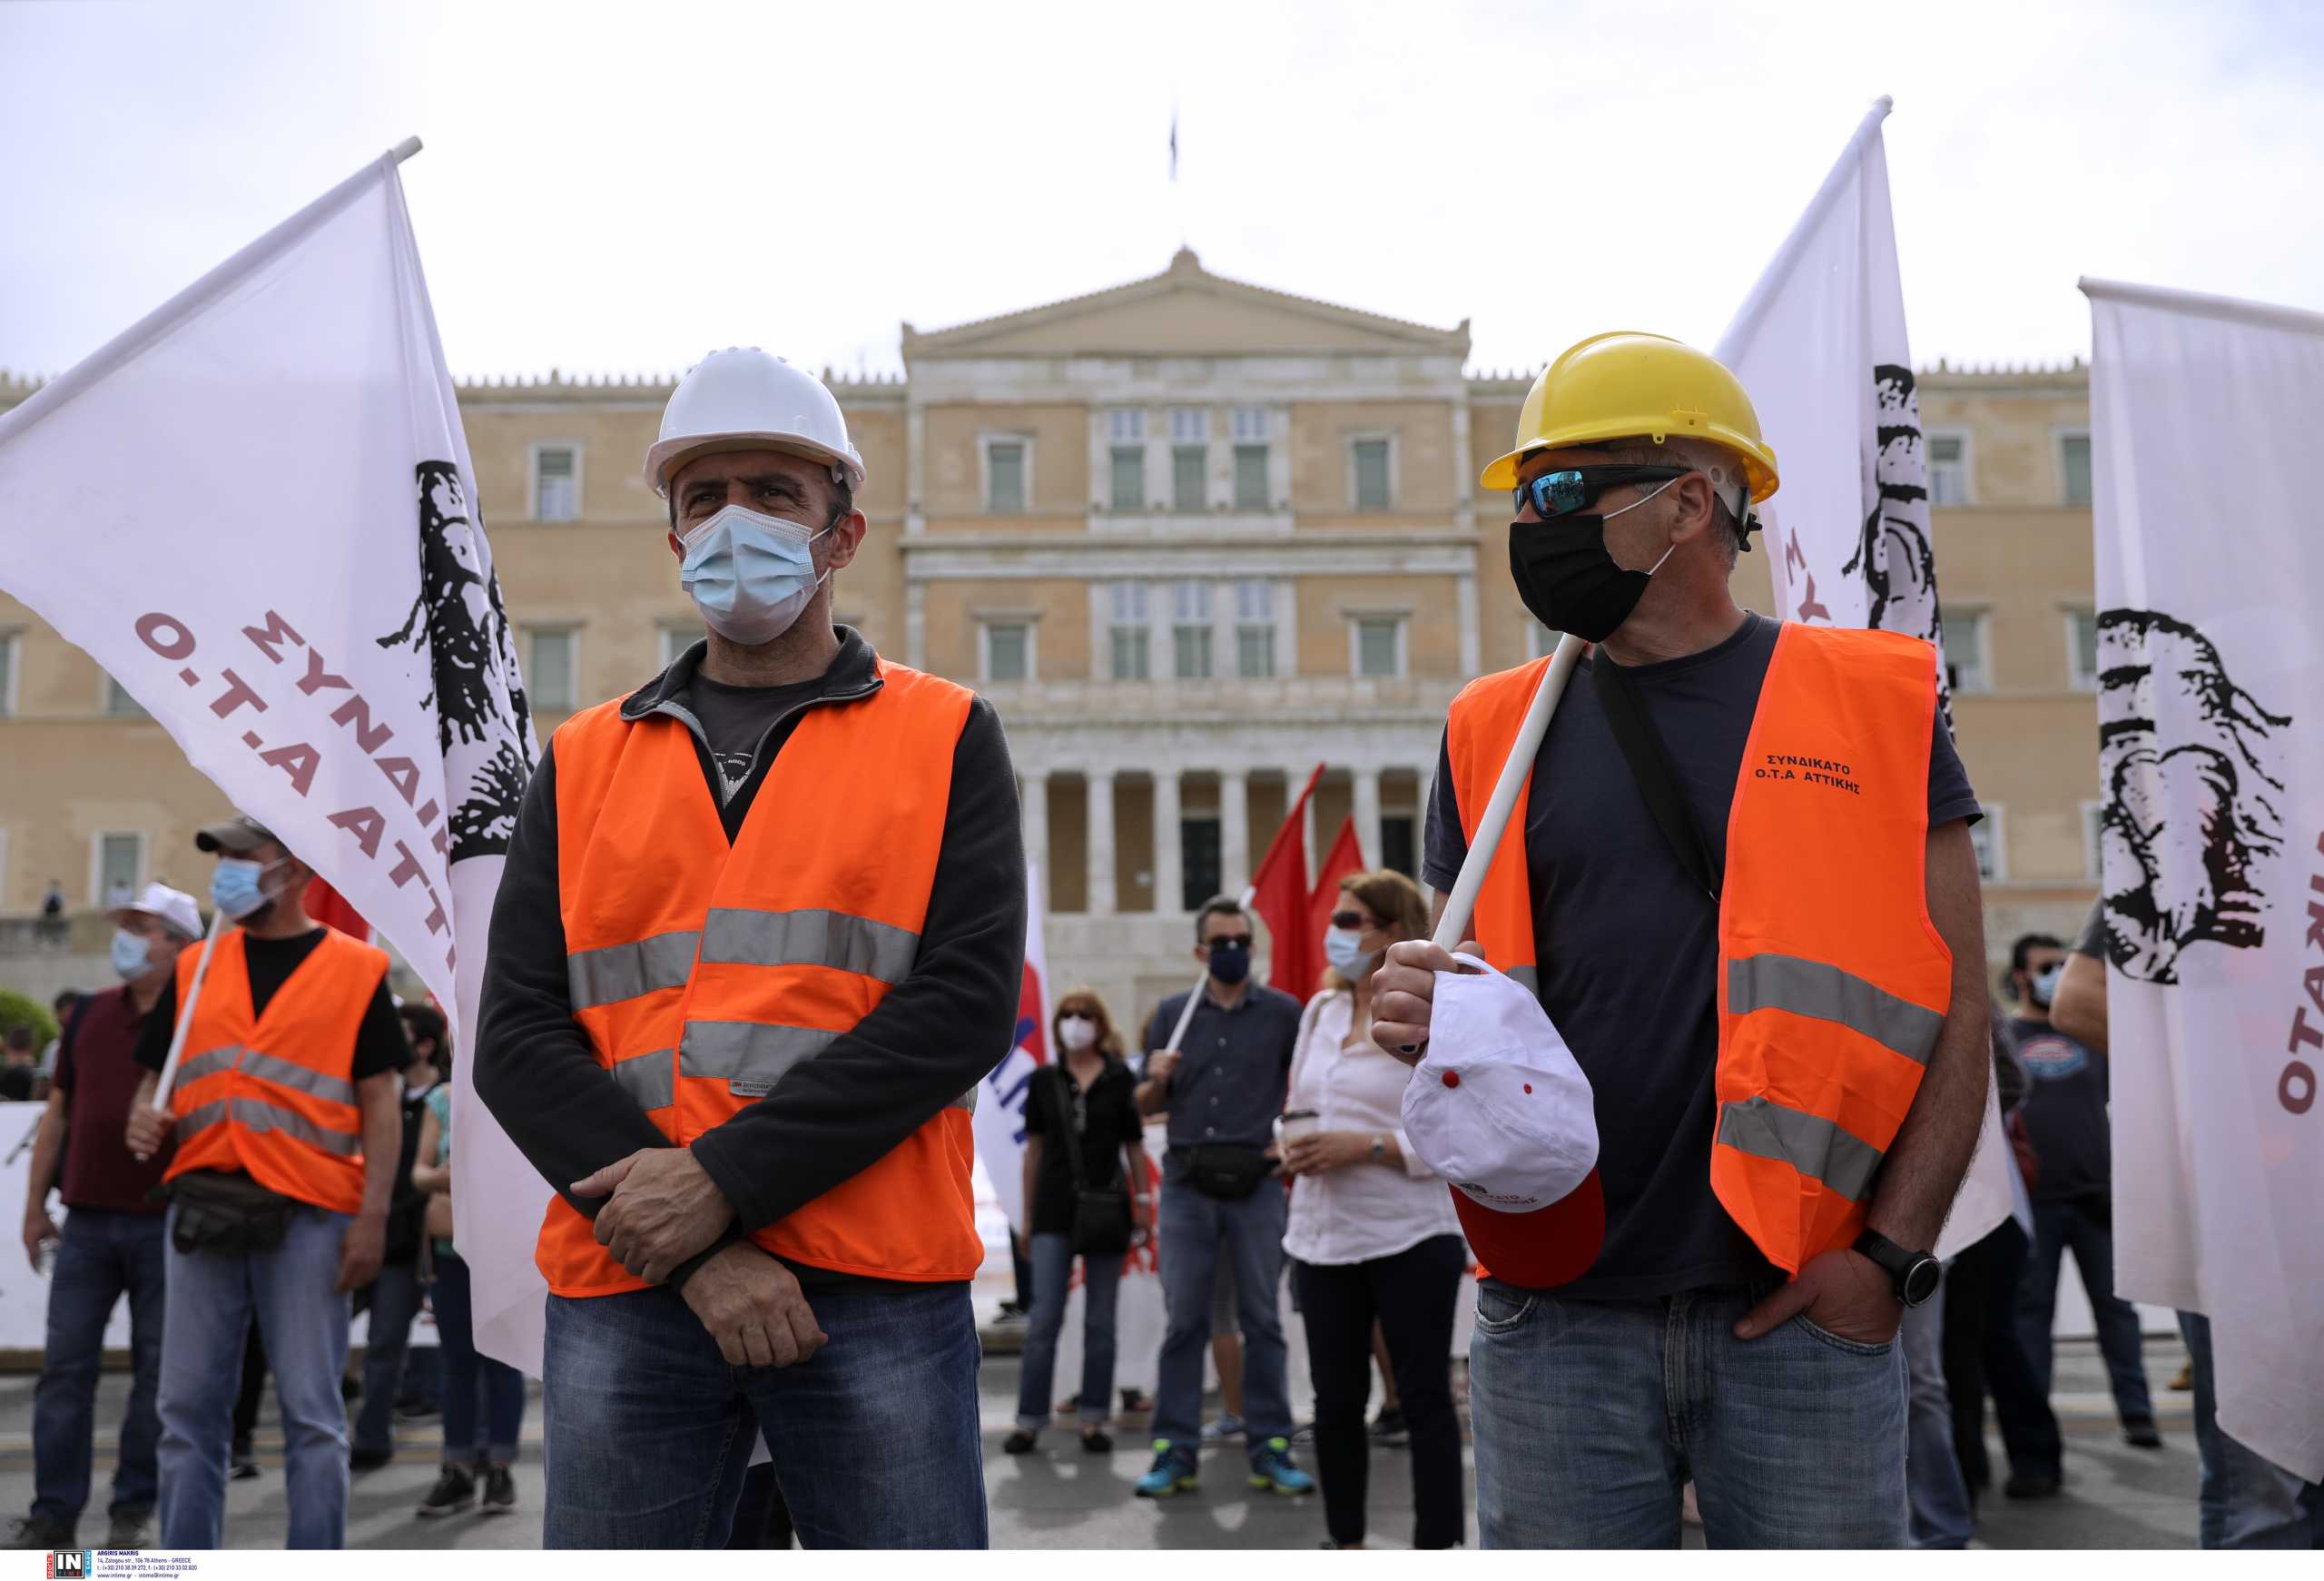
[169, 1171, 298, 1256]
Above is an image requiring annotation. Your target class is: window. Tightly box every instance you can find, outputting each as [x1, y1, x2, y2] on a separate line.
[1172, 581, 1213, 679]
[1170, 408, 1207, 443]
[1354, 616, 1403, 679]
[1382, 815, 1417, 879]
[983, 621, 1031, 683]
[1969, 805, 2005, 882]
[2059, 431, 2093, 507]
[1110, 447, 1146, 512]
[1108, 582, 1150, 680]
[985, 440, 1027, 512]
[1231, 409, 1270, 510]
[1352, 439, 1392, 510]
[103, 674, 147, 718]
[0, 630, 17, 716]
[1233, 581, 1275, 679]
[1941, 611, 1989, 694]
[1108, 409, 1146, 443]
[1926, 431, 1970, 506]
[94, 832, 143, 906]
[1179, 817, 1222, 911]
[660, 625, 702, 668]
[2067, 609, 2100, 691]
[533, 445, 580, 521]
[526, 627, 576, 711]
[1172, 445, 1206, 512]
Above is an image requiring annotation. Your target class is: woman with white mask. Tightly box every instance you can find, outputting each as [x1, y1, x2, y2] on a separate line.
[1282, 870, 1466, 1549]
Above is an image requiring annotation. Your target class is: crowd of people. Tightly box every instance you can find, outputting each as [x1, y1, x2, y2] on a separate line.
[4, 335, 2316, 1552]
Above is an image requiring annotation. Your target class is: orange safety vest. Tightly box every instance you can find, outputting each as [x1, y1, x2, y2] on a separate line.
[1446, 621, 1953, 1279]
[163, 927, 387, 1215]
[538, 657, 983, 1297]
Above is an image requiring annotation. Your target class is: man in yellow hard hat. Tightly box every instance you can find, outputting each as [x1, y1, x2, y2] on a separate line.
[1373, 332, 1992, 1547]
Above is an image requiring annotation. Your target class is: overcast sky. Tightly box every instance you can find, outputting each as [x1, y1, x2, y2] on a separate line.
[5, 0, 2320, 385]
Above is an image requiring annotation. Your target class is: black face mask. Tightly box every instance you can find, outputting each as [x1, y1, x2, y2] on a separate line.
[1510, 514, 1677, 644]
[1206, 938, 1252, 986]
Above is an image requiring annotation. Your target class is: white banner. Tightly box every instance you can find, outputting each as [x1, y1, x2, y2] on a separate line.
[2082, 276, 2324, 1481]
[972, 861, 1050, 1234]
[0, 143, 547, 1371]
[1716, 95, 1955, 731]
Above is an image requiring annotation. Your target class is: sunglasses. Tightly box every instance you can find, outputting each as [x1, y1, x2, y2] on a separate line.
[1059, 1011, 1096, 1023]
[1329, 911, 1380, 932]
[1512, 464, 1689, 522]
[1206, 936, 1251, 952]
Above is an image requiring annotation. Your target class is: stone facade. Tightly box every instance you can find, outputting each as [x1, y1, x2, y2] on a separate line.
[0, 261, 2102, 1023]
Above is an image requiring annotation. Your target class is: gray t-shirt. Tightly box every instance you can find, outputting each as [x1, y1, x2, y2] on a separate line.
[1424, 613, 1981, 1298]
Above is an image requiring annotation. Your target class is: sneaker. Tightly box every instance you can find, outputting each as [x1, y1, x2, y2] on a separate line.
[1133, 1441, 1198, 1498]
[479, 1466, 517, 1515]
[1291, 1421, 1315, 1446]
[394, 1401, 441, 1423]
[1119, 1388, 1151, 1414]
[103, 1511, 151, 1549]
[350, 1447, 393, 1472]
[2004, 1470, 2063, 1500]
[417, 1465, 477, 1517]
[1370, 1407, 1409, 1447]
[1200, 1412, 1246, 1442]
[1079, 1428, 1113, 1454]
[993, 1302, 1030, 1324]
[1248, 1438, 1316, 1497]
[2124, 1421, 2164, 1449]
[6, 1516, 73, 1550]
[1002, 1428, 1039, 1456]
[230, 1439, 261, 1481]
[2169, 1362, 2194, 1392]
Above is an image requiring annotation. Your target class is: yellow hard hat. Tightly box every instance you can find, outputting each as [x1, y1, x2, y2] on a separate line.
[1481, 331, 1779, 503]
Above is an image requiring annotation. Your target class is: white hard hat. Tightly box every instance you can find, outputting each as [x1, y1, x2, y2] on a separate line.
[644, 348, 868, 498]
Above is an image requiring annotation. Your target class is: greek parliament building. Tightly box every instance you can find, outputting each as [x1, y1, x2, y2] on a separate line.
[1, 251, 2105, 1020]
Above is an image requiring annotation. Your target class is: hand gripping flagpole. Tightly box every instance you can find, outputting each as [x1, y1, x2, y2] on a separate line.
[138, 905, 227, 1151]
[1430, 633, 1585, 951]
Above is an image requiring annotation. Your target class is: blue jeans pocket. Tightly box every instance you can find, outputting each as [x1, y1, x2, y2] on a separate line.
[1793, 1313, 1896, 1357]
[1472, 1281, 1538, 1335]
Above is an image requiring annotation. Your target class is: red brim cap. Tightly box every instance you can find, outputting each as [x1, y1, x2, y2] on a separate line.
[1449, 1168, 1607, 1290]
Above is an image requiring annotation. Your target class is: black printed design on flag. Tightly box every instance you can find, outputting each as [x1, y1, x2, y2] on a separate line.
[1845, 363, 1953, 731]
[377, 461, 537, 862]
[2096, 608, 2291, 984]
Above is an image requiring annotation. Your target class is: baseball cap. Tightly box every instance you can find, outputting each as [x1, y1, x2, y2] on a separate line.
[1400, 954, 1607, 1290]
[194, 814, 277, 855]
[109, 882, 203, 943]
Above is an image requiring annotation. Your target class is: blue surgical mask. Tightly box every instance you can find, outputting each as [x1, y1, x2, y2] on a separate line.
[1323, 926, 1375, 979]
[110, 928, 153, 980]
[211, 858, 272, 921]
[678, 505, 832, 647]
[2030, 963, 2064, 1009]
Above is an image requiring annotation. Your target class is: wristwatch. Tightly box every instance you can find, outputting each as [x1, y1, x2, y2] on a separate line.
[1853, 1229, 1942, 1307]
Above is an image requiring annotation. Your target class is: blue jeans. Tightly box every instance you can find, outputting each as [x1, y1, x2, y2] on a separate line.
[157, 1201, 353, 1549]
[1154, 1179, 1290, 1448]
[1468, 1279, 1908, 1547]
[541, 1279, 986, 1548]
[431, 1251, 526, 1464]
[2180, 1312, 2323, 1548]
[350, 1259, 425, 1457]
[33, 1210, 167, 1528]
[1901, 1270, 1973, 1548]
[1015, 1232, 1123, 1430]
[2018, 1199, 2153, 1428]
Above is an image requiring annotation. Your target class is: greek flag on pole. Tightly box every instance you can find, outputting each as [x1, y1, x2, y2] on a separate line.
[2082, 276, 2324, 1482]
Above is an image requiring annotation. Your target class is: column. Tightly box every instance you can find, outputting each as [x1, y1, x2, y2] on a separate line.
[1021, 770, 1049, 903]
[1087, 769, 1117, 917]
[1456, 569, 1482, 678]
[1152, 768, 1183, 916]
[1354, 766, 1383, 874]
[1220, 769, 1250, 895]
[1415, 760, 1439, 890]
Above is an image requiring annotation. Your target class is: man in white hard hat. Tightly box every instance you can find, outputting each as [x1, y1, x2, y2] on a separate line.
[478, 349, 1025, 1548]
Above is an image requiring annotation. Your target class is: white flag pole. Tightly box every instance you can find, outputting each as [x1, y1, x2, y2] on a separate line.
[141, 906, 227, 1134]
[1430, 633, 1584, 952]
[1159, 881, 1257, 1055]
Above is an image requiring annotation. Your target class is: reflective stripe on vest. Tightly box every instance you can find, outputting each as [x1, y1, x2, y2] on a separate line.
[1727, 954, 1943, 1068]
[1715, 1094, 1884, 1203]
[544, 657, 984, 1298]
[177, 1095, 363, 1158]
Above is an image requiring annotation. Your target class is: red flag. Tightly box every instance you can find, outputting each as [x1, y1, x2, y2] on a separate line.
[1251, 765, 1324, 998]
[1306, 816, 1366, 965]
[304, 876, 371, 942]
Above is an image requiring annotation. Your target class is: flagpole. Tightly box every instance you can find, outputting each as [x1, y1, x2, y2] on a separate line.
[1431, 634, 1584, 951]
[138, 906, 228, 1146]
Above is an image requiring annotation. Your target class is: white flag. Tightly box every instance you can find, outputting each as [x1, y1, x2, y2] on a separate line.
[2082, 276, 2324, 1481]
[1716, 95, 1955, 732]
[1718, 99, 2007, 1257]
[972, 860, 1049, 1232]
[0, 143, 551, 1373]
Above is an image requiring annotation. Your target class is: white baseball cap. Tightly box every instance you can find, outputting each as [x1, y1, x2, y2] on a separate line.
[1400, 954, 1606, 1289]
[109, 882, 202, 944]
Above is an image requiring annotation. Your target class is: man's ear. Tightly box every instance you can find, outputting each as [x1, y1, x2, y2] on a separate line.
[1667, 471, 1719, 546]
[823, 509, 868, 574]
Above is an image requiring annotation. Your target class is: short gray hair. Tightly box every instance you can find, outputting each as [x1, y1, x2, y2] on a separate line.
[1583, 438, 1748, 565]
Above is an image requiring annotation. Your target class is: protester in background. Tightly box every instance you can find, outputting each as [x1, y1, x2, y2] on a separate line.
[476, 351, 1023, 1548]
[995, 1230, 1033, 1325]
[41, 991, 84, 1076]
[2053, 905, 2321, 1546]
[350, 1003, 448, 1471]
[408, 1046, 523, 1517]
[1134, 898, 1314, 1499]
[9, 884, 199, 1551]
[124, 815, 409, 1550]
[1, 1028, 40, 1101]
[2003, 930, 2159, 1449]
[1006, 989, 1150, 1457]
[1283, 870, 1464, 1550]
[1374, 334, 1990, 1547]
[39, 880, 67, 946]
